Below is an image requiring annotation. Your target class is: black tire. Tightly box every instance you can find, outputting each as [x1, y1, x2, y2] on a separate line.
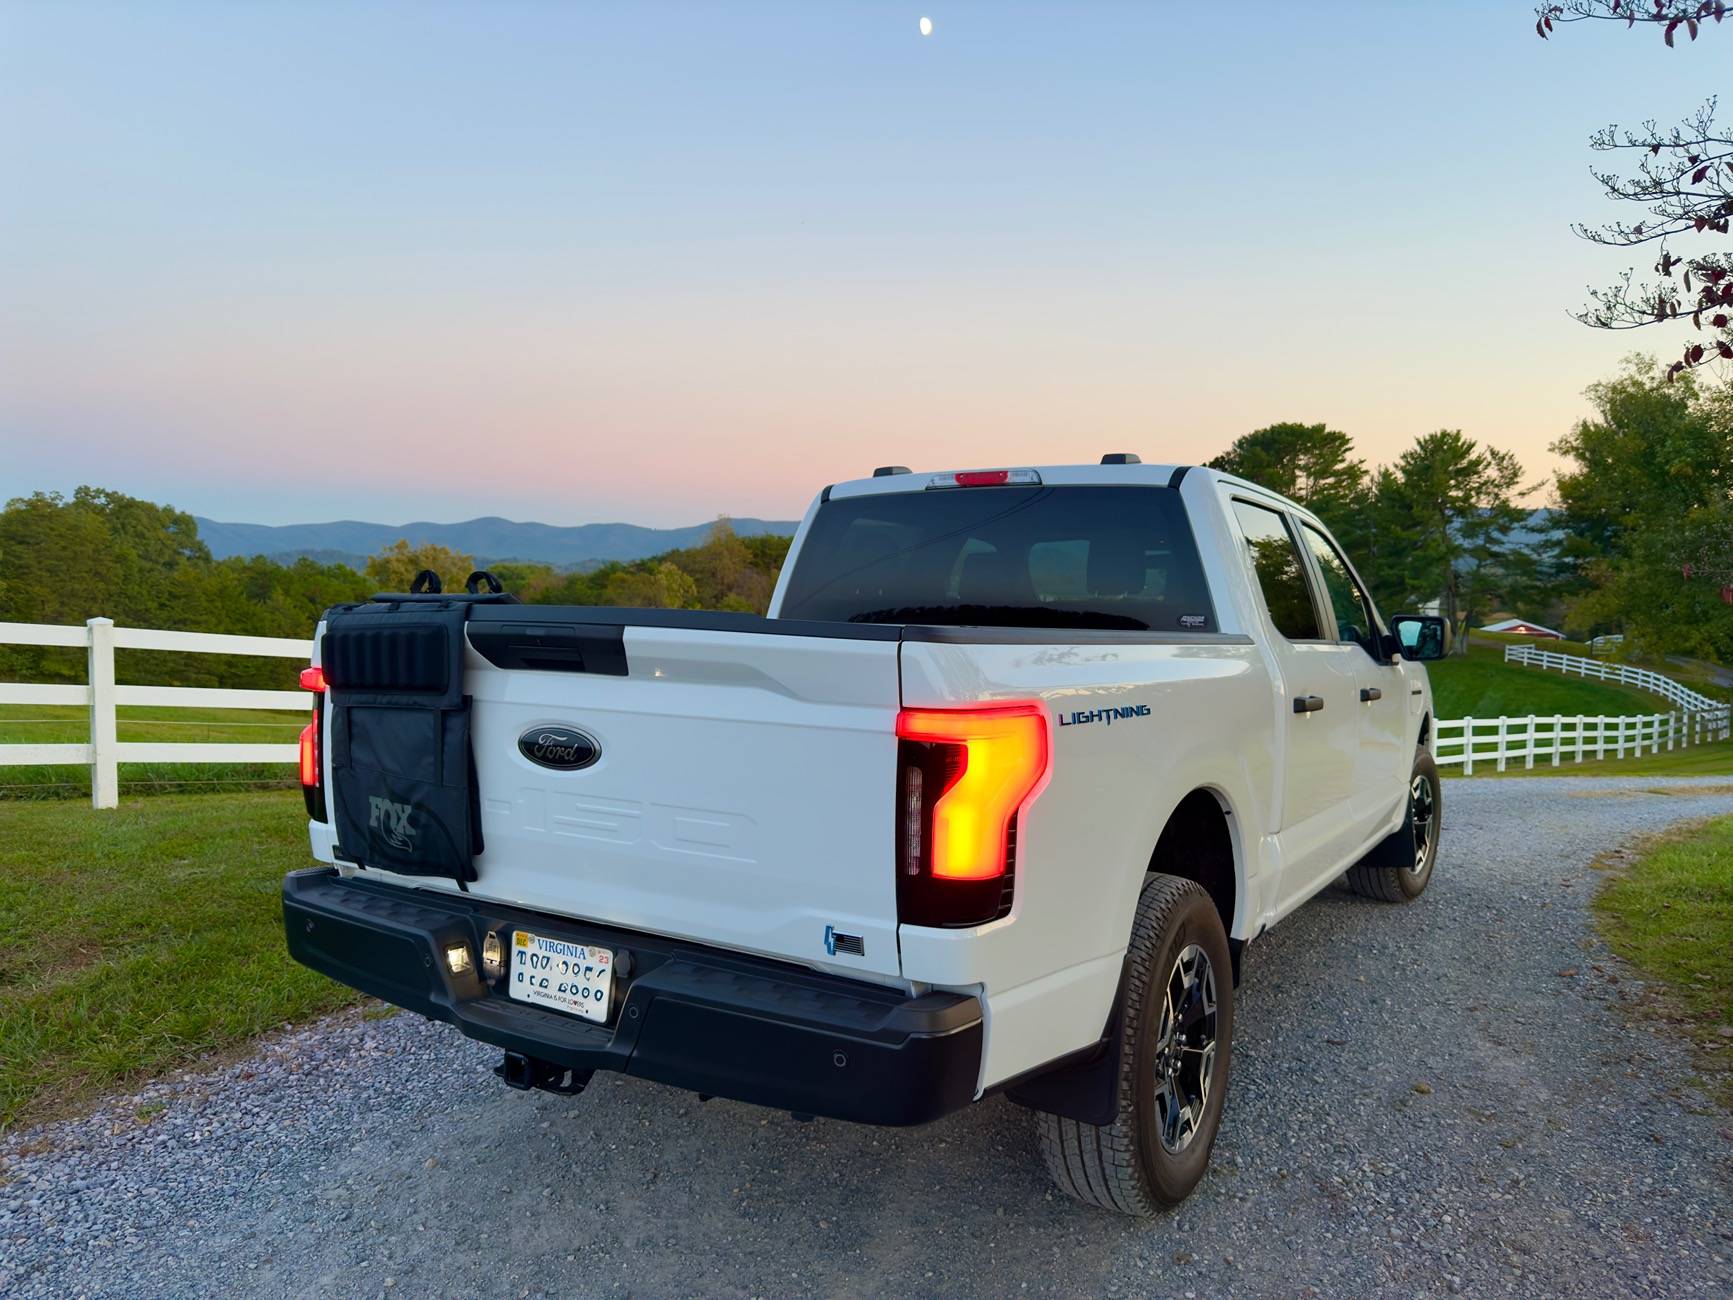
[1345, 746, 1441, 903]
[1034, 874, 1234, 1215]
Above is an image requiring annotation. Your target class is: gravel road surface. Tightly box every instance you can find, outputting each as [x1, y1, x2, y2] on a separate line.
[4, 776, 1732, 1299]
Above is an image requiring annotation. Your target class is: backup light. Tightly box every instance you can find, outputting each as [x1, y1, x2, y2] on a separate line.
[482, 931, 505, 979]
[926, 469, 1042, 490]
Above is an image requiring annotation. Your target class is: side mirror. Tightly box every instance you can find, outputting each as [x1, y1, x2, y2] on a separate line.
[1390, 614, 1450, 662]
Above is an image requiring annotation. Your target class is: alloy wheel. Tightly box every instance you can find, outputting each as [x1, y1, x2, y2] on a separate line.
[1151, 943, 1218, 1154]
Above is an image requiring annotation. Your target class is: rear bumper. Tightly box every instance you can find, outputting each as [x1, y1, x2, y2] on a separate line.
[282, 867, 983, 1126]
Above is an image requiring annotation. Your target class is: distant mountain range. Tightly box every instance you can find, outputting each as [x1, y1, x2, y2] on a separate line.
[194, 515, 800, 570]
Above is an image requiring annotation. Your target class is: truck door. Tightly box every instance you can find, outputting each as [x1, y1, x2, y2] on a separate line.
[1294, 521, 1410, 835]
[1226, 499, 1366, 900]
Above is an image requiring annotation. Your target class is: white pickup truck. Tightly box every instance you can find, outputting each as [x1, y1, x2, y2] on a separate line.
[283, 459, 1448, 1215]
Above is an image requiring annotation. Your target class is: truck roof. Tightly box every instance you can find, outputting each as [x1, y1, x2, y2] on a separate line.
[822, 462, 1305, 515]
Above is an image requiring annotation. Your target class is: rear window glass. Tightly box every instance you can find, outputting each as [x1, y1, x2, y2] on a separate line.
[777, 485, 1217, 631]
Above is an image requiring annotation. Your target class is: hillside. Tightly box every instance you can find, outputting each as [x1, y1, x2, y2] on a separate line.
[193, 514, 800, 569]
[1426, 640, 1671, 721]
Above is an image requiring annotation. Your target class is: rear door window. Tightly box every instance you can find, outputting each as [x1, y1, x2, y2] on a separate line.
[1299, 523, 1379, 656]
[778, 485, 1216, 632]
[1229, 500, 1323, 641]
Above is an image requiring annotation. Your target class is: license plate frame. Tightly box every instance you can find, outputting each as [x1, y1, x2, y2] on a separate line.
[507, 929, 615, 1024]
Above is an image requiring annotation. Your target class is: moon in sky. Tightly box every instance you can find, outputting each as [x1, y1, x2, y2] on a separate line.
[919, 16, 933, 36]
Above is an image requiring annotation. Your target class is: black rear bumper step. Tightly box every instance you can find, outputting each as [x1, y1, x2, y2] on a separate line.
[282, 868, 983, 1126]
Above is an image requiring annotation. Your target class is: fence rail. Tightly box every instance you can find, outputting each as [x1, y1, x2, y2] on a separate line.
[1433, 709, 1727, 773]
[4, 621, 1730, 804]
[0, 618, 310, 807]
[1503, 642, 1726, 714]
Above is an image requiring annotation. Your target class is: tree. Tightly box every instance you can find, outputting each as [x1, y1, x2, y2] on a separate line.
[1552, 356, 1733, 657]
[1373, 432, 1531, 649]
[600, 560, 698, 609]
[363, 539, 475, 595]
[1536, 5, 1733, 377]
[1206, 423, 1367, 518]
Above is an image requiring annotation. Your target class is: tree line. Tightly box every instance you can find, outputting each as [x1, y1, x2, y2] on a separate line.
[1207, 355, 1731, 663]
[1, 351, 1728, 688]
[0, 496, 790, 689]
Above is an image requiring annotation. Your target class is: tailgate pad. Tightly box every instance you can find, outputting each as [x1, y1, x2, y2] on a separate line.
[323, 602, 480, 882]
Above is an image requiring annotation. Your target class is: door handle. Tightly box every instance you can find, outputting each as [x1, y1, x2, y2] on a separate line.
[1293, 695, 1325, 714]
[1360, 687, 1383, 703]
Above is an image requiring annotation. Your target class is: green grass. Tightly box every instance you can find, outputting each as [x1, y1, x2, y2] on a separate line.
[0, 703, 305, 800]
[1594, 816, 1733, 1109]
[1426, 639, 1668, 722]
[0, 792, 359, 1130]
[1457, 739, 1733, 780]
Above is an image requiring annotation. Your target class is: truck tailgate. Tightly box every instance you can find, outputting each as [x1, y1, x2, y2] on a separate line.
[452, 622, 903, 978]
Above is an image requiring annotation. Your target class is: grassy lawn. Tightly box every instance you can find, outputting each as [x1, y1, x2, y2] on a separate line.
[0, 703, 304, 799]
[0, 791, 359, 1130]
[1426, 639, 1667, 721]
[1455, 739, 1733, 780]
[1594, 816, 1733, 1109]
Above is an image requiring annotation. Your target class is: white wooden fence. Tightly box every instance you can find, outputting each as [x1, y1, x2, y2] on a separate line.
[0, 618, 311, 808]
[1431, 644, 1732, 772]
[1502, 642, 1727, 714]
[1433, 710, 1726, 773]
[3, 621, 1730, 802]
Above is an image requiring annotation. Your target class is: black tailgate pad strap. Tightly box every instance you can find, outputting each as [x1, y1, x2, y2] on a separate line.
[323, 601, 480, 882]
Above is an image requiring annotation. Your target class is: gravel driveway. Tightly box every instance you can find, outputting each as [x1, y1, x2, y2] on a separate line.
[4, 776, 1732, 1299]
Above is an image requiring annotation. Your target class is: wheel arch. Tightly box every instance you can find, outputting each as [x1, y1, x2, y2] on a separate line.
[1146, 785, 1245, 942]
[1005, 784, 1247, 1128]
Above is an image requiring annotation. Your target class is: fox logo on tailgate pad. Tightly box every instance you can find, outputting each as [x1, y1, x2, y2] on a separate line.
[368, 796, 419, 852]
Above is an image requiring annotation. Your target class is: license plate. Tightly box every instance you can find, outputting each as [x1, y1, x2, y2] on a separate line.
[508, 930, 614, 1024]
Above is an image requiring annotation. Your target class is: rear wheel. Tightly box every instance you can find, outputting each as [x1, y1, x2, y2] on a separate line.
[1345, 746, 1441, 902]
[1034, 874, 1234, 1215]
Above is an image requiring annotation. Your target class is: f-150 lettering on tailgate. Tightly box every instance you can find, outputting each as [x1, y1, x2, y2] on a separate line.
[490, 788, 757, 863]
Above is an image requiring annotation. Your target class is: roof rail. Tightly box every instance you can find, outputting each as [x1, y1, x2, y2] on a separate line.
[1100, 453, 1141, 465]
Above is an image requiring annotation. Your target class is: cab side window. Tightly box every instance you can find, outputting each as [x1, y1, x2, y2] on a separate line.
[1230, 501, 1322, 641]
[1300, 524, 1378, 656]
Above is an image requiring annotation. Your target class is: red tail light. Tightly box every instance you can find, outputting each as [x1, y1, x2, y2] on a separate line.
[298, 722, 319, 787]
[895, 702, 1049, 926]
[299, 663, 327, 820]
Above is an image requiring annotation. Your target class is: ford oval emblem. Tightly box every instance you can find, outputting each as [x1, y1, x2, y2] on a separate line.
[518, 724, 600, 771]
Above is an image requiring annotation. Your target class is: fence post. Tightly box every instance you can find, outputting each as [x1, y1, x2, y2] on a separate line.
[1668, 710, 1677, 752]
[1463, 717, 1474, 776]
[1497, 716, 1508, 773]
[1553, 714, 1562, 767]
[87, 617, 119, 810]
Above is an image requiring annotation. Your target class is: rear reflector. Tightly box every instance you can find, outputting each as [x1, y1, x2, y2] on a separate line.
[895, 702, 1049, 927]
[926, 469, 1042, 490]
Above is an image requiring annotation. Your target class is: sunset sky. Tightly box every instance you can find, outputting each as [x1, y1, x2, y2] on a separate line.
[2, 2, 1724, 528]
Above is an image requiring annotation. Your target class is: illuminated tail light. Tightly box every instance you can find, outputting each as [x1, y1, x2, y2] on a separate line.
[895, 702, 1049, 927]
[299, 664, 327, 821]
[298, 722, 319, 787]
